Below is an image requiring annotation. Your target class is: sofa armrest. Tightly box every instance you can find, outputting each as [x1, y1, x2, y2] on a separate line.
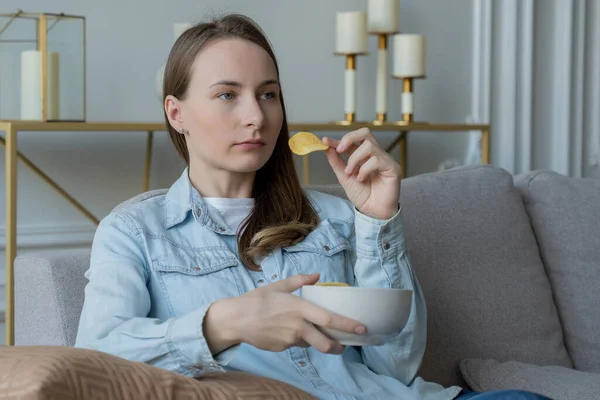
[0, 346, 316, 400]
[15, 249, 91, 346]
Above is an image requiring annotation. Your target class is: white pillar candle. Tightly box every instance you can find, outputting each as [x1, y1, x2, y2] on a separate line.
[368, 0, 399, 33]
[393, 34, 426, 78]
[345, 68, 356, 114]
[336, 12, 368, 54]
[20, 50, 60, 120]
[173, 22, 192, 42]
[376, 48, 387, 114]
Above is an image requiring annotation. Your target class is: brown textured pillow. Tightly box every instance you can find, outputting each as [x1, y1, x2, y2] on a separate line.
[0, 346, 315, 400]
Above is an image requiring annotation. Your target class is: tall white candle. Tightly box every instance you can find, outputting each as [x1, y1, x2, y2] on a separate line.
[173, 22, 192, 42]
[20, 50, 60, 120]
[368, 0, 399, 33]
[392, 34, 426, 78]
[335, 12, 368, 54]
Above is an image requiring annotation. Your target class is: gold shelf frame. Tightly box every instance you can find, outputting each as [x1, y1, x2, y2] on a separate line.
[0, 120, 490, 345]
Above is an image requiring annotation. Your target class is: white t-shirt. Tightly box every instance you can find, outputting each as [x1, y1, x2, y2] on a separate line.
[203, 197, 255, 234]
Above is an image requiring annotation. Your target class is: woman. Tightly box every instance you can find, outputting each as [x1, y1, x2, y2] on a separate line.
[75, 13, 550, 400]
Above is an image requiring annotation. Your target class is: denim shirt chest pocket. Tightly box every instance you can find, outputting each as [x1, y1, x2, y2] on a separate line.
[282, 219, 353, 285]
[151, 248, 244, 317]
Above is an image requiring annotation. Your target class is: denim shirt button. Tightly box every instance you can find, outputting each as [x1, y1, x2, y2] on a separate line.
[323, 245, 331, 251]
[383, 242, 391, 250]
[257, 279, 264, 284]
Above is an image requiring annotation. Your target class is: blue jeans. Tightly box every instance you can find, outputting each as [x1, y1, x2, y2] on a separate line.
[455, 389, 553, 399]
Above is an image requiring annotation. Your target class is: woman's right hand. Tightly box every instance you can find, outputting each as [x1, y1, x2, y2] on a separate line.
[204, 273, 366, 355]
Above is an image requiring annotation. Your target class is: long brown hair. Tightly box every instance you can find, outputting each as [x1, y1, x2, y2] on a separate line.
[162, 14, 319, 270]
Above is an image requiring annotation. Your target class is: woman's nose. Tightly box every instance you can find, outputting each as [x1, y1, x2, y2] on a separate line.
[242, 97, 265, 128]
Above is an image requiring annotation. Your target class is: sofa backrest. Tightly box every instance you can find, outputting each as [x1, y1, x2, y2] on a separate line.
[398, 165, 572, 386]
[515, 170, 600, 374]
[15, 249, 91, 347]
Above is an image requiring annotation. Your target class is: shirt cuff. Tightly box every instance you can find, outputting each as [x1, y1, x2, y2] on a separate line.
[168, 303, 234, 374]
[215, 344, 240, 365]
[354, 205, 406, 260]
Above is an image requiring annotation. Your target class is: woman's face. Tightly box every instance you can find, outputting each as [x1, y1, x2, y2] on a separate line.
[169, 38, 283, 176]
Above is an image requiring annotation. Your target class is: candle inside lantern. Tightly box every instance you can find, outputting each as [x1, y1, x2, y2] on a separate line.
[20, 50, 60, 120]
[392, 34, 426, 78]
[335, 11, 368, 54]
[367, 0, 399, 33]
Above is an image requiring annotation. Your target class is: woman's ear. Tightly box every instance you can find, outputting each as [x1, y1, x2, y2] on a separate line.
[165, 95, 184, 132]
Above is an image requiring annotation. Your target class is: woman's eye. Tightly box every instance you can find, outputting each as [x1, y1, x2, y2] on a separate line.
[218, 92, 235, 100]
[260, 91, 276, 100]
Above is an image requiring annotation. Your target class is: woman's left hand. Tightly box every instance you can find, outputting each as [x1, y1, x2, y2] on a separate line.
[323, 128, 402, 220]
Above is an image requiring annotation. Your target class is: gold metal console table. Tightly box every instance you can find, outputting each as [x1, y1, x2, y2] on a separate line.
[0, 120, 490, 345]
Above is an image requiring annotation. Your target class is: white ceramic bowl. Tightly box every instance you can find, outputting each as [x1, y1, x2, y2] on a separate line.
[301, 285, 413, 346]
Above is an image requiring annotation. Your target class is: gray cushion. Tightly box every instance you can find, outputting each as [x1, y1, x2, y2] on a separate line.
[515, 170, 600, 373]
[399, 165, 572, 387]
[460, 358, 600, 400]
[15, 249, 91, 346]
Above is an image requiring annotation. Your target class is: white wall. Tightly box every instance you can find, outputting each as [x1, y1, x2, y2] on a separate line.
[1, 0, 599, 340]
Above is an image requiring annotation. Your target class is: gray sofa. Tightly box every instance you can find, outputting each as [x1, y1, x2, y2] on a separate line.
[12, 165, 600, 399]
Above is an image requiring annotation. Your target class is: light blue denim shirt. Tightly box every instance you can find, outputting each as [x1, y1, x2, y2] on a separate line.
[75, 169, 462, 400]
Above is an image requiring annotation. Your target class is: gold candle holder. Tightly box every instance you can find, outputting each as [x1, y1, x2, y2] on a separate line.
[402, 77, 413, 123]
[333, 51, 367, 126]
[392, 75, 425, 125]
[374, 33, 389, 125]
[391, 33, 427, 125]
[367, 0, 400, 125]
[345, 54, 356, 123]
[334, 11, 368, 125]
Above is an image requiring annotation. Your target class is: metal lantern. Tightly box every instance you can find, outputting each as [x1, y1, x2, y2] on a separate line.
[0, 10, 86, 121]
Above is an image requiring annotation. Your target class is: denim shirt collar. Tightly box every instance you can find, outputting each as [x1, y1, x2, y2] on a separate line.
[164, 168, 325, 230]
[163, 168, 230, 232]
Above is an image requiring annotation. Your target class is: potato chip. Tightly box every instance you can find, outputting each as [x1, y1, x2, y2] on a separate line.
[315, 282, 350, 287]
[288, 131, 329, 155]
